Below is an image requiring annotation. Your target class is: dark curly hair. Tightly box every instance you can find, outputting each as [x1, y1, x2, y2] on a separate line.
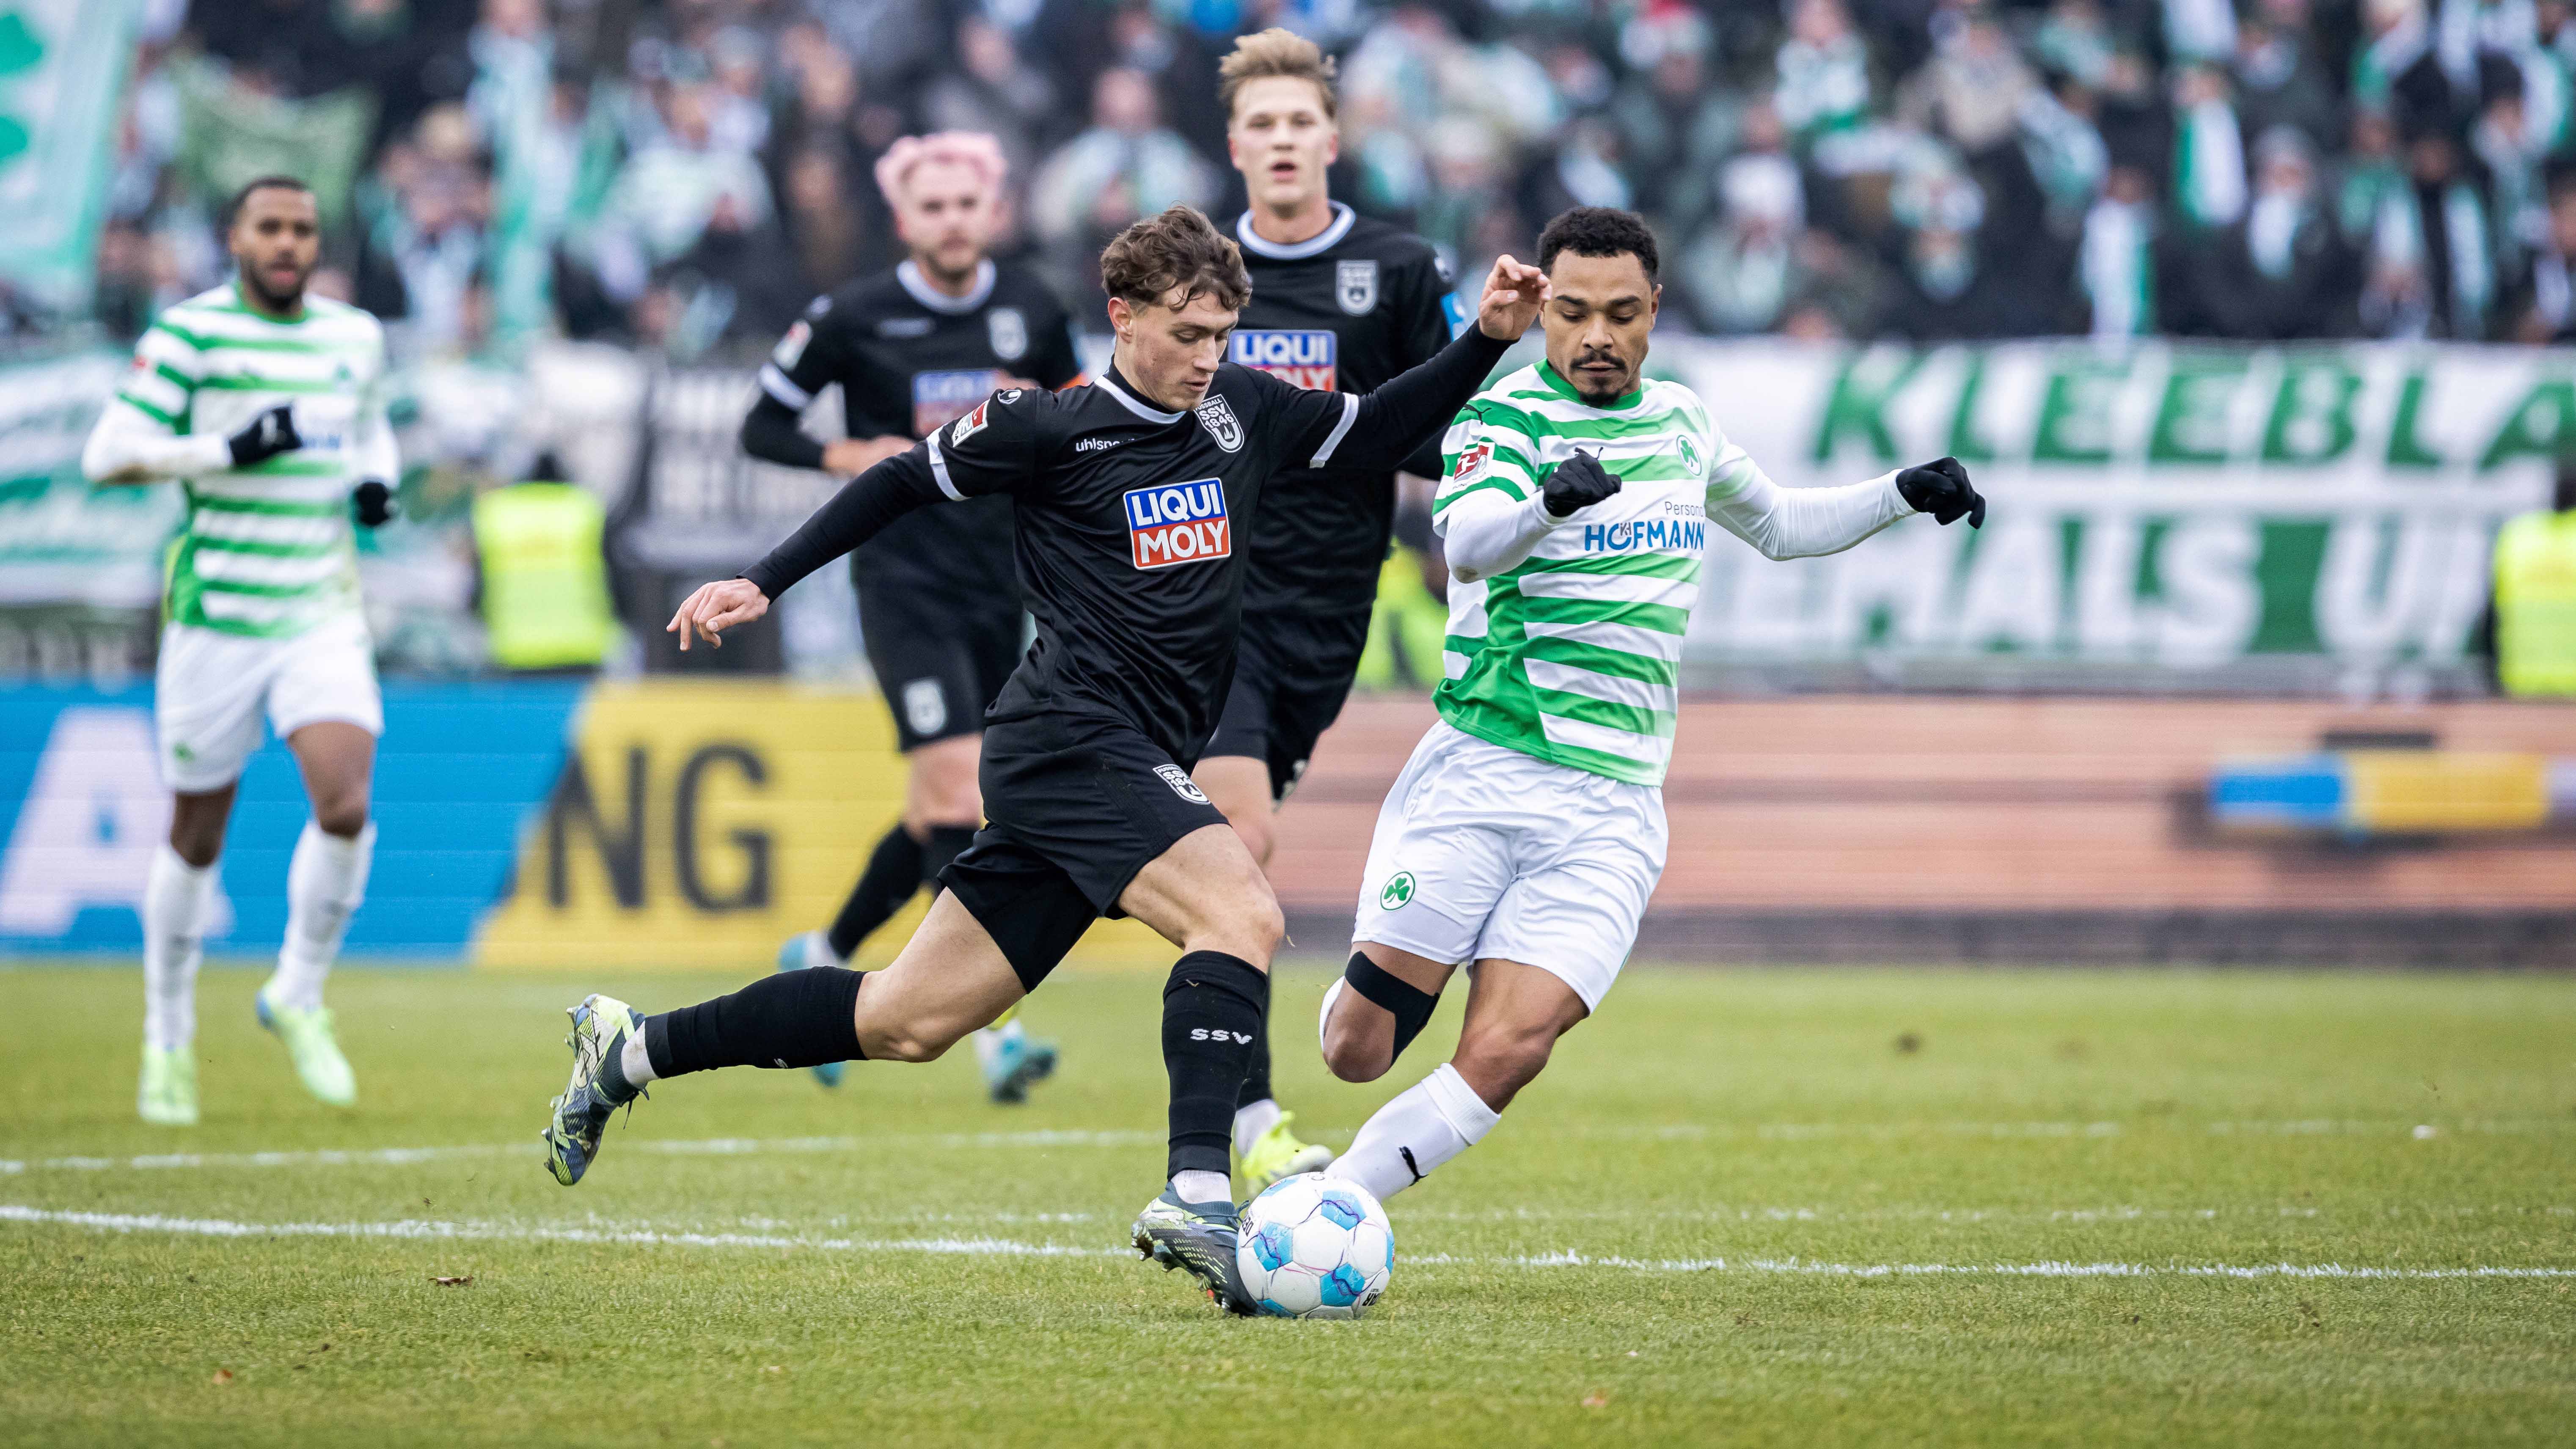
[1100, 205, 1252, 313]
[1537, 206, 1659, 285]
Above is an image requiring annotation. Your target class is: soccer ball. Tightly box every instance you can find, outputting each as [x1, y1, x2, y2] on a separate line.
[1236, 1172, 1393, 1319]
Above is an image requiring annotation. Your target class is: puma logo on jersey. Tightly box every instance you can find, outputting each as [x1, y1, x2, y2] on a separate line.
[1189, 1028, 1255, 1044]
[1123, 481, 1230, 570]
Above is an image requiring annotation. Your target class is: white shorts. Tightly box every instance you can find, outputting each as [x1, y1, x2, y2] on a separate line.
[1351, 721, 1666, 1013]
[155, 614, 383, 792]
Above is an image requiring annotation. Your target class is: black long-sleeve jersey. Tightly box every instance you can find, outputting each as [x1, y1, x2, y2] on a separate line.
[741, 258, 1084, 600]
[1230, 203, 1460, 616]
[745, 325, 1515, 762]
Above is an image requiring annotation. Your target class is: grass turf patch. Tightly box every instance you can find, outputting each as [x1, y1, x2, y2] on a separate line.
[2, 963, 2571, 1446]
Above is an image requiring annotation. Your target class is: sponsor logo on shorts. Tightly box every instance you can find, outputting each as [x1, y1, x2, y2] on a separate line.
[1123, 481, 1230, 570]
[1581, 517, 1707, 553]
[915, 368, 1003, 436]
[1379, 871, 1416, 908]
[1154, 763, 1210, 803]
[901, 678, 947, 737]
[1229, 330, 1336, 390]
[1189, 1028, 1255, 1043]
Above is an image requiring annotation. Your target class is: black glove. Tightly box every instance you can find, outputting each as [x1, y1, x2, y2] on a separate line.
[1542, 449, 1621, 518]
[226, 403, 302, 468]
[352, 478, 395, 528]
[1895, 455, 1986, 528]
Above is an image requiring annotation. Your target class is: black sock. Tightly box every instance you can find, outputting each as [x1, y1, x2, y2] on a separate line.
[826, 825, 926, 959]
[1236, 1018, 1273, 1111]
[642, 967, 867, 1078]
[1161, 951, 1269, 1179]
[919, 825, 976, 896]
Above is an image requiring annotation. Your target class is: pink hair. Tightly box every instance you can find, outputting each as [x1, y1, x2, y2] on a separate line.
[874, 132, 1009, 208]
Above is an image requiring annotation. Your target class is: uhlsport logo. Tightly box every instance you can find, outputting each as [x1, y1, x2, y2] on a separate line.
[1230, 330, 1336, 390]
[1379, 871, 1416, 908]
[915, 368, 1003, 435]
[1123, 481, 1231, 570]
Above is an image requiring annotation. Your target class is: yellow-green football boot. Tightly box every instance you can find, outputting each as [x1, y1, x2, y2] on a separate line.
[255, 981, 355, 1107]
[1234, 1110, 1333, 1196]
[543, 993, 647, 1186]
[137, 1044, 198, 1126]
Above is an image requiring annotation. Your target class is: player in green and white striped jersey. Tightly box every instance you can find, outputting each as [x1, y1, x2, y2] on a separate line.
[80, 177, 400, 1127]
[1313, 209, 1985, 1210]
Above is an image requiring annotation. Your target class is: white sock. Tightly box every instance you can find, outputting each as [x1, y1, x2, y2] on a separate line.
[971, 1016, 1027, 1073]
[619, 1029, 658, 1088]
[1233, 1097, 1282, 1159]
[271, 820, 373, 1011]
[1171, 1170, 1232, 1206]
[142, 844, 213, 1053]
[1327, 1062, 1500, 1203]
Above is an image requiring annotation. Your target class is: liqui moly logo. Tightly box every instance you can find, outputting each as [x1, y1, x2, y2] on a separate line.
[912, 368, 1004, 435]
[1123, 480, 1231, 570]
[1229, 330, 1336, 390]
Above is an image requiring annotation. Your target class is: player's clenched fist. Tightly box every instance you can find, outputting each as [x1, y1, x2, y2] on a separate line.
[1475, 254, 1550, 341]
[1543, 449, 1621, 518]
[667, 577, 770, 651]
[1895, 456, 1987, 528]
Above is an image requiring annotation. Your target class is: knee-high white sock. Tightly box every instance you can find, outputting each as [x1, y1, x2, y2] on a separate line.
[1327, 1062, 1500, 1203]
[272, 821, 373, 1010]
[143, 844, 214, 1052]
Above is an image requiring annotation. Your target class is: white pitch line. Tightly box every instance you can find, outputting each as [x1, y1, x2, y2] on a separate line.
[0, 1129, 1161, 1177]
[4, 1204, 2571, 1281]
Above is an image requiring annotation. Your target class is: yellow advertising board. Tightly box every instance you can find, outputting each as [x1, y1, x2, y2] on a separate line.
[473, 679, 1169, 970]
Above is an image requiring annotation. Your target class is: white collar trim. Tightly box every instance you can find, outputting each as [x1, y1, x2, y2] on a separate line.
[1093, 367, 1183, 424]
[897, 258, 996, 314]
[1235, 202, 1356, 260]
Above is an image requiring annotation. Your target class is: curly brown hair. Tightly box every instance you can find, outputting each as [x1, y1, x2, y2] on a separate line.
[1099, 205, 1252, 313]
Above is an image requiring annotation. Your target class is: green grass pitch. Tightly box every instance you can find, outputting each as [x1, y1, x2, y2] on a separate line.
[3, 962, 2571, 1447]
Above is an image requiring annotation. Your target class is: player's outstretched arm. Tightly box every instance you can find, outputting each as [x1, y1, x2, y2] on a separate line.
[1313, 256, 1549, 475]
[1708, 449, 1984, 561]
[670, 446, 952, 650]
[1444, 450, 1622, 582]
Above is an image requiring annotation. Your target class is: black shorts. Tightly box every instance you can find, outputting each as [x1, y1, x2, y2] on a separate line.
[1200, 607, 1372, 801]
[856, 576, 1022, 752]
[937, 712, 1227, 990]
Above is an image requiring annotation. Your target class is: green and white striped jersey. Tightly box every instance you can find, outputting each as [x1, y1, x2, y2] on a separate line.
[1429, 362, 1739, 787]
[105, 283, 392, 639]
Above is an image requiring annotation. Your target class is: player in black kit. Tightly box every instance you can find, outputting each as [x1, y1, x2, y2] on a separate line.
[741, 132, 1082, 1105]
[1196, 30, 1464, 1193]
[543, 205, 1547, 1315]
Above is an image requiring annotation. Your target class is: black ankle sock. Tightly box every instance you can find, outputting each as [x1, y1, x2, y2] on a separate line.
[643, 967, 867, 1078]
[827, 825, 926, 958]
[919, 825, 976, 896]
[1161, 951, 1269, 1178]
[1235, 1021, 1274, 1111]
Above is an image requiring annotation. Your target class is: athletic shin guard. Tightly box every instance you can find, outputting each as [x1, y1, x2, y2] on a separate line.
[826, 825, 926, 959]
[1329, 1064, 1499, 1202]
[644, 966, 867, 1079]
[1160, 951, 1269, 1177]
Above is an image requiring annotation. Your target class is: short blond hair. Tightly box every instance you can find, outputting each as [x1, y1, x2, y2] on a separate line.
[1219, 27, 1338, 122]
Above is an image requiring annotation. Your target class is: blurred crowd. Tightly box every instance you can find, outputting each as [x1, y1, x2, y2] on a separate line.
[88, 0, 2576, 360]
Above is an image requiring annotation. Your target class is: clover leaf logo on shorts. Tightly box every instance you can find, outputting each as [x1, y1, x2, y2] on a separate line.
[1379, 872, 1416, 909]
